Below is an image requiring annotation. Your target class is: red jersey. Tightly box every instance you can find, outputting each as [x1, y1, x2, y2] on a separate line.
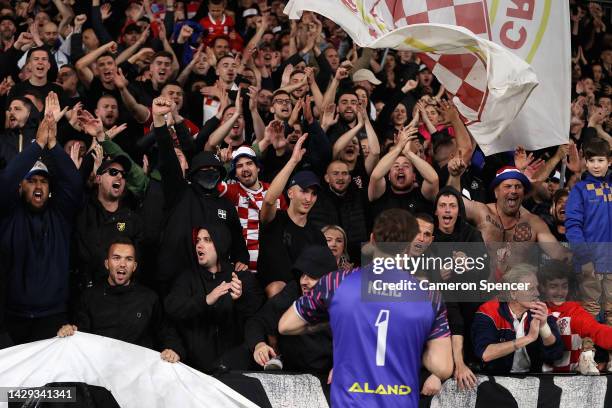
[544, 301, 612, 372]
[222, 181, 288, 272]
[199, 13, 243, 51]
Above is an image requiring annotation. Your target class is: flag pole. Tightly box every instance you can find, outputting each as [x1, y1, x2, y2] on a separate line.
[559, 159, 567, 189]
[379, 48, 390, 70]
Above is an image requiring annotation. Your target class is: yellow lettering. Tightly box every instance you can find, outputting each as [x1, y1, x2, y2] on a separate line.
[348, 383, 363, 393]
[349, 382, 412, 396]
[399, 385, 412, 395]
[375, 384, 388, 395]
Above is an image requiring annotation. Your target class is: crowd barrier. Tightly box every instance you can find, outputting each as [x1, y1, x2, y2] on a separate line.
[218, 371, 612, 408]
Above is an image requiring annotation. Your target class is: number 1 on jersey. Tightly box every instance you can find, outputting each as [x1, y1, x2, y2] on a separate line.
[375, 310, 390, 366]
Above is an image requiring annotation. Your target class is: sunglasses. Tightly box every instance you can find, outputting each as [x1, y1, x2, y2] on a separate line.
[102, 168, 126, 178]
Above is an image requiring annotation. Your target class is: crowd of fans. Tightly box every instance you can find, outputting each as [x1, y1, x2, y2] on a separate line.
[0, 0, 610, 403]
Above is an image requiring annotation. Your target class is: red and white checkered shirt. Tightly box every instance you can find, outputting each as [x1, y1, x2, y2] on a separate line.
[543, 301, 612, 373]
[222, 181, 288, 272]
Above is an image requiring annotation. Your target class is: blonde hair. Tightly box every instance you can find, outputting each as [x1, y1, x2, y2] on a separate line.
[322, 225, 350, 264]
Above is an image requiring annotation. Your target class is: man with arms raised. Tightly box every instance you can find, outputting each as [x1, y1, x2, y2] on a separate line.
[447, 157, 568, 278]
[223, 145, 287, 273]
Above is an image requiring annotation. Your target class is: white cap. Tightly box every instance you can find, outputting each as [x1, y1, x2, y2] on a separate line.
[352, 69, 382, 85]
[231, 146, 257, 162]
[242, 8, 258, 17]
[24, 160, 49, 180]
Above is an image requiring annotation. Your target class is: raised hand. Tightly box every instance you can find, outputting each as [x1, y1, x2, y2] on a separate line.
[177, 24, 193, 44]
[100, 3, 112, 20]
[447, 154, 467, 177]
[303, 95, 314, 124]
[567, 141, 583, 174]
[107, 123, 128, 140]
[0, 77, 13, 96]
[281, 64, 294, 86]
[334, 66, 349, 81]
[152, 97, 174, 118]
[74, 14, 87, 29]
[69, 142, 82, 169]
[288, 98, 303, 126]
[439, 98, 460, 123]
[321, 103, 338, 130]
[289, 133, 309, 163]
[513, 146, 534, 172]
[45, 92, 68, 123]
[402, 79, 418, 93]
[247, 86, 259, 112]
[113, 67, 129, 90]
[91, 142, 104, 175]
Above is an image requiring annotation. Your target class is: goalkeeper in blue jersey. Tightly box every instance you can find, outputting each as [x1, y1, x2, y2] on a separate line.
[279, 209, 452, 408]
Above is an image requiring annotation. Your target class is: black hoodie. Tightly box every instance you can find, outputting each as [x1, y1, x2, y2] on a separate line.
[164, 223, 264, 373]
[430, 186, 490, 366]
[154, 125, 249, 286]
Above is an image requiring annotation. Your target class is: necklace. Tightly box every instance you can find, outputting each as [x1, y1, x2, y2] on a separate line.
[495, 203, 521, 242]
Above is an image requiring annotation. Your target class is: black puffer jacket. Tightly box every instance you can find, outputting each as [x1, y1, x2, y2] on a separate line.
[164, 223, 264, 373]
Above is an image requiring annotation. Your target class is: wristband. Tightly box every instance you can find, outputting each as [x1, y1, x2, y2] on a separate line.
[539, 323, 552, 338]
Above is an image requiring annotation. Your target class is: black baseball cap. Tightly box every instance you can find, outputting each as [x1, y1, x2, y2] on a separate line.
[97, 154, 132, 175]
[292, 245, 338, 279]
[288, 170, 320, 190]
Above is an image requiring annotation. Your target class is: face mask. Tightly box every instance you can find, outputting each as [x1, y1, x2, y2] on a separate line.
[192, 168, 220, 190]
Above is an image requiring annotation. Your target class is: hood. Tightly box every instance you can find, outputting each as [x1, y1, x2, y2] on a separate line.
[433, 186, 468, 239]
[188, 151, 227, 180]
[434, 186, 467, 220]
[191, 223, 232, 267]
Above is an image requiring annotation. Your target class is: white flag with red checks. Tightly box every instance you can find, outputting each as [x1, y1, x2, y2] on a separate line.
[285, 0, 545, 155]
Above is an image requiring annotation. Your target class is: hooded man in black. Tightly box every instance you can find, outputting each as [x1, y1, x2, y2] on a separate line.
[164, 223, 264, 373]
[151, 96, 249, 290]
[245, 245, 336, 377]
[430, 186, 489, 388]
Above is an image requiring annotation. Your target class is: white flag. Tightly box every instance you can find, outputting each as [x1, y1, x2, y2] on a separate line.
[284, 0, 543, 155]
[486, 1, 571, 153]
[0, 332, 258, 408]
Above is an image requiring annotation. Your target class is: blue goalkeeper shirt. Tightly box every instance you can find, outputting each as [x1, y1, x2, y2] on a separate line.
[294, 266, 449, 408]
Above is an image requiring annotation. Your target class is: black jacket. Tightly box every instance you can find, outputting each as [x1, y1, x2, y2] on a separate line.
[74, 194, 145, 285]
[153, 124, 249, 285]
[0, 108, 40, 170]
[431, 186, 489, 364]
[74, 281, 184, 357]
[164, 224, 264, 372]
[308, 184, 370, 262]
[245, 281, 333, 373]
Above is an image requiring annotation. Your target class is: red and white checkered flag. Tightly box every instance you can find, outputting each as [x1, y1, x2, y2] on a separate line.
[285, 0, 539, 155]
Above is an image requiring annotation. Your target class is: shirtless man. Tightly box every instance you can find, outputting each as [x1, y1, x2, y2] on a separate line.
[447, 157, 568, 278]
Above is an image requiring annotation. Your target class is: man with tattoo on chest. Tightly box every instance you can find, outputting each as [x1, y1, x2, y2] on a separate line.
[447, 158, 568, 279]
